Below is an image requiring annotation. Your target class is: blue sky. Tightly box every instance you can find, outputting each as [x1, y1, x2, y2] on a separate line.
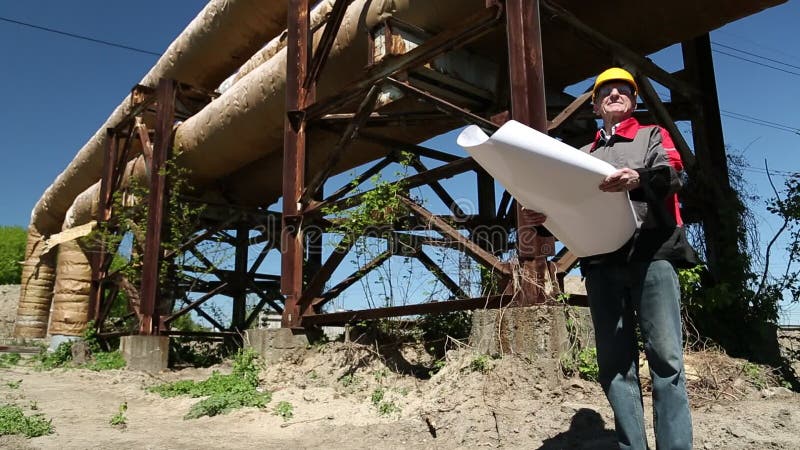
[1, 1, 798, 322]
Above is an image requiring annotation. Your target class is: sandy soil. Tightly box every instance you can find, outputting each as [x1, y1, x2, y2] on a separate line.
[1, 285, 799, 449]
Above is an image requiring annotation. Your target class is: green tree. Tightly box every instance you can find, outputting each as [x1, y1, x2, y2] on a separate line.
[0, 225, 26, 284]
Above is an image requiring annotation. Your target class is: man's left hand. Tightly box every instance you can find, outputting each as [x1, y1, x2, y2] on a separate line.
[600, 168, 640, 192]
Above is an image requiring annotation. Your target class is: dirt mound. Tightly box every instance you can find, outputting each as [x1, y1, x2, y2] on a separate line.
[1, 340, 799, 449]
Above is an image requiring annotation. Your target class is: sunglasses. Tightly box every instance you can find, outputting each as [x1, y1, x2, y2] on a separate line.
[597, 84, 634, 98]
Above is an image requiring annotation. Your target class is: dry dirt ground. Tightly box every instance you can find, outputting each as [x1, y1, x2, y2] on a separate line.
[1, 285, 800, 450]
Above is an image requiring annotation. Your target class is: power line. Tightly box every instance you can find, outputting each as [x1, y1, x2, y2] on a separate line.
[720, 110, 800, 136]
[712, 41, 800, 71]
[712, 48, 800, 77]
[714, 30, 800, 67]
[0, 15, 161, 57]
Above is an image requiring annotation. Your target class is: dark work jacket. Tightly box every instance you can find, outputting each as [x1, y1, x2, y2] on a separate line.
[578, 117, 699, 273]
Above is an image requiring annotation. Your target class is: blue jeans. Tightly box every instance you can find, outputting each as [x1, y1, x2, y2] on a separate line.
[585, 260, 692, 450]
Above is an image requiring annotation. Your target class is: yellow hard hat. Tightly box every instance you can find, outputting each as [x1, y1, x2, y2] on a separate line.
[592, 67, 638, 101]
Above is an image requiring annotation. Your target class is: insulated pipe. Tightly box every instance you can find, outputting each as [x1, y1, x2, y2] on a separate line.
[16, 0, 291, 338]
[41, 0, 473, 335]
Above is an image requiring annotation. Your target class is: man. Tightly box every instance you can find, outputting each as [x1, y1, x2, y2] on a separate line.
[529, 67, 697, 449]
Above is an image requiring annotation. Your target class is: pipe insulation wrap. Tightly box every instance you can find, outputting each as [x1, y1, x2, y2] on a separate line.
[17, 0, 292, 338]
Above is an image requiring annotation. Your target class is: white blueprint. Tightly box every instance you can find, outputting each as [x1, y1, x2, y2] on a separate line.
[457, 120, 637, 257]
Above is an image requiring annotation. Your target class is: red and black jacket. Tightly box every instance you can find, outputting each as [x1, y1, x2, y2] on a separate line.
[579, 117, 698, 269]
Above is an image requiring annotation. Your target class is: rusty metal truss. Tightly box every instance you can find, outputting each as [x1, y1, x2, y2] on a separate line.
[88, 0, 735, 341]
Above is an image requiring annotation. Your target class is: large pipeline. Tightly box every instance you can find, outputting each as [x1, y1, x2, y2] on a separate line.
[16, 0, 291, 338]
[43, 0, 472, 336]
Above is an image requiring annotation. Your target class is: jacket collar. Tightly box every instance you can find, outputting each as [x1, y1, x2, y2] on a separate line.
[590, 116, 640, 151]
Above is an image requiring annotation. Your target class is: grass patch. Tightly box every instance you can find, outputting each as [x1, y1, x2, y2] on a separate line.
[36, 341, 74, 370]
[0, 404, 53, 438]
[85, 351, 126, 371]
[34, 340, 126, 372]
[109, 402, 127, 428]
[273, 401, 294, 421]
[148, 348, 271, 420]
[0, 353, 21, 368]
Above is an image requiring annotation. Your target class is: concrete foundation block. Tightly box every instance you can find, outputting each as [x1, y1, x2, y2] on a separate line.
[470, 306, 574, 386]
[470, 306, 569, 357]
[120, 335, 169, 373]
[245, 328, 309, 364]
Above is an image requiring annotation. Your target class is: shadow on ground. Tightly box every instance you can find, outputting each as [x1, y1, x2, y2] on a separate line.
[539, 408, 617, 450]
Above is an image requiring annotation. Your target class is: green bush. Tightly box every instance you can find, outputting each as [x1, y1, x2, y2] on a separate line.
[148, 348, 271, 419]
[577, 347, 599, 382]
[418, 311, 472, 358]
[0, 404, 53, 438]
[36, 341, 74, 370]
[0, 225, 26, 285]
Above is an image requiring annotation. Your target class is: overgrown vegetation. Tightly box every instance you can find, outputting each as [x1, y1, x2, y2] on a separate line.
[87, 152, 207, 334]
[0, 404, 53, 438]
[0, 353, 21, 368]
[0, 225, 26, 285]
[679, 156, 788, 367]
[34, 323, 126, 371]
[147, 348, 271, 420]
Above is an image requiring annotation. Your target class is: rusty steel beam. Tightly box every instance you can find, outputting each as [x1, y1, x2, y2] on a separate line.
[357, 132, 461, 162]
[305, 0, 350, 89]
[496, 190, 512, 221]
[303, 295, 515, 326]
[163, 330, 237, 338]
[415, 249, 468, 299]
[682, 34, 740, 279]
[634, 73, 697, 168]
[304, 5, 502, 120]
[505, 0, 555, 305]
[408, 157, 466, 218]
[135, 119, 153, 175]
[309, 157, 478, 216]
[111, 85, 158, 134]
[163, 282, 229, 326]
[312, 250, 392, 308]
[232, 225, 248, 331]
[554, 249, 579, 274]
[386, 78, 499, 132]
[89, 128, 121, 322]
[548, 91, 593, 131]
[164, 214, 240, 259]
[139, 78, 176, 335]
[539, 0, 700, 100]
[245, 278, 285, 314]
[316, 155, 394, 209]
[297, 236, 356, 315]
[282, 0, 313, 328]
[302, 84, 381, 204]
[248, 239, 274, 275]
[400, 196, 511, 277]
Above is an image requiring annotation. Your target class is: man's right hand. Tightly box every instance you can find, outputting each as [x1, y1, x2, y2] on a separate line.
[521, 207, 547, 225]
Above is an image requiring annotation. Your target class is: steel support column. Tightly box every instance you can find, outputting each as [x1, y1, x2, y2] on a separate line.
[682, 34, 742, 280]
[282, 0, 312, 328]
[139, 78, 176, 335]
[88, 129, 119, 323]
[232, 225, 248, 332]
[505, 0, 555, 305]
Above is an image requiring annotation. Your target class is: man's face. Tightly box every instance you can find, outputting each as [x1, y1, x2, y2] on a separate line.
[593, 81, 636, 124]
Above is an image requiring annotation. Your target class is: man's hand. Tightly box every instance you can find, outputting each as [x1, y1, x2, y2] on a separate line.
[600, 168, 640, 192]
[521, 207, 547, 225]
